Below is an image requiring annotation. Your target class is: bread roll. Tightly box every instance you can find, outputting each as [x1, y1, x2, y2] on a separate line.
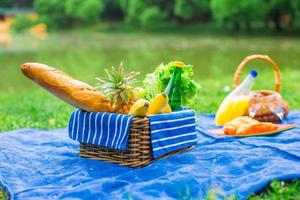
[223, 116, 278, 135]
[21, 63, 113, 112]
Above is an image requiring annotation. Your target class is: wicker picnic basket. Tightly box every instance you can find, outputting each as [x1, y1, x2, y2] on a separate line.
[233, 54, 289, 123]
[79, 117, 193, 168]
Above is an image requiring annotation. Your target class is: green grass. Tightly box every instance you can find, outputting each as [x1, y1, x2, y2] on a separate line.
[249, 180, 300, 200]
[0, 90, 73, 131]
[0, 188, 8, 200]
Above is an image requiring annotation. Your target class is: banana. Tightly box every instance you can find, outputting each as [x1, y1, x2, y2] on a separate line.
[146, 92, 169, 115]
[128, 99, 150, 116]
[162, 104, 172, 113]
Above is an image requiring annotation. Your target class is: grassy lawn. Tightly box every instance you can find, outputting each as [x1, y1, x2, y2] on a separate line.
[0, 31, 300, 199]
[249, 180, 300, 200]
[0, 188, 8, 200]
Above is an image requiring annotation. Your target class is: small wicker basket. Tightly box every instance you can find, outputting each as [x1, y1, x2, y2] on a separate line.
[79, 117, 193, 168]
[233, 54, 289, 123]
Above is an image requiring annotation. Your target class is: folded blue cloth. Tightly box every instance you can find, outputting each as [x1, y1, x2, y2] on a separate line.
[149, 109, 197, 158]
[68, 110, 133, 150]
[68, 109, 197, 157]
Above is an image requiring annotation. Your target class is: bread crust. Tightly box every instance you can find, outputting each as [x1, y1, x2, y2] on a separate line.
[21, 63, 113, 112]
[224, 116, 278, 135]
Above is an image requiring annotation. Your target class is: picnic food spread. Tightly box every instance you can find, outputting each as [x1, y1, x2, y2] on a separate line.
[213, 54, 294, 137]
[21, 61, 198, 168]
[232, 55, 289, 123]
[20, 55, 295, 167]
[21, 61, 196, 117]
[216, 55, 291, 127]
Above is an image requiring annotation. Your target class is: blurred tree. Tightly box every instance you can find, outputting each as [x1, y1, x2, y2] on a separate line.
[2, 0, 298, 31]
[10, 14, 36, 32]
[152, 0, 175, 20]
[0, 0, 34, 8]
[211, 0, 265, 31]
[65, 0, 104, 24]
[121, 0, 145, 25]
[140, 6, 166, 27]
[34, 0, 65, 28]
[293, 0, 300, 16]
[101, 0, 124, 21]
[174, 0, 211, 23]
[120, 0, 166, 27]
[0, 0, 14, 7]
[34, 0, 104, 29]
[264, 0, 294, 31]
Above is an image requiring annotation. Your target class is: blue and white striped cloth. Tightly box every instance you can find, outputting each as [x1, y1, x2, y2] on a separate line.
[68, 110, 133, 150]
[68, 109, 197, 158]
[148, 109, 197, 158]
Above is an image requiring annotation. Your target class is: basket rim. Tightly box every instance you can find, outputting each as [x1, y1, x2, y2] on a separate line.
[232, 54, 281, 93]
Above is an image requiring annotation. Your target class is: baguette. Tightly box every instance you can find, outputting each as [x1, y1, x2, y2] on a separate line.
[21, 63, 113, 112]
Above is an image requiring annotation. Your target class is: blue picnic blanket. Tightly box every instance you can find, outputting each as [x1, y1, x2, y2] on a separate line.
[1, 111, 300, 199]
[68, 109, 197, 158]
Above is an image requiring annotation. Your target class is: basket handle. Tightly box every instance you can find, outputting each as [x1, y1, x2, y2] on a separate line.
[233, 54, 281, 92]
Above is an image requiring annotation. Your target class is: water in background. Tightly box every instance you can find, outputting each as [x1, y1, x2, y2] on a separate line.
[1, 32, 300, 92]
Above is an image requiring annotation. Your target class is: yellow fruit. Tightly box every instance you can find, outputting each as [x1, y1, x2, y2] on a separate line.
[128, 99, 150, 116]
[146, 92, 169, 115]
[162, 104, 172, 113]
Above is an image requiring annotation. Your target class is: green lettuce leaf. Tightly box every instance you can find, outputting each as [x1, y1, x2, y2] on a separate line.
[142, 62, 201, 105]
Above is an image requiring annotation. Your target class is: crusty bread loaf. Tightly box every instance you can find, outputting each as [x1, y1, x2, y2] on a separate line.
[21, 63, 113, 112]
[224, 116, 278, 135]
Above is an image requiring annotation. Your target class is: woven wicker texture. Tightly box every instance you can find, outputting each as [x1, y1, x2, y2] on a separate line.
[79, 117, 193, 168]
[232, 54, 288, 123]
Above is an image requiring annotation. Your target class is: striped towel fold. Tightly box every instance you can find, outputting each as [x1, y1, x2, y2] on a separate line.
[149, 109, 197, 158]
[68, 109, 133, 150]
[68, 108, 196, 158]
